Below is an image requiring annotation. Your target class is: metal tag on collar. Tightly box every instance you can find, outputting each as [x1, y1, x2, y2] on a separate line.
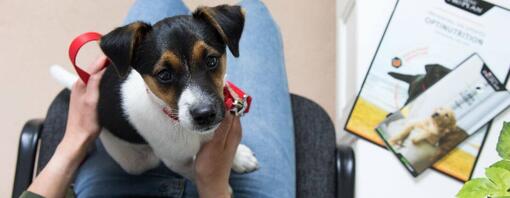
[231, 94, 249, 116]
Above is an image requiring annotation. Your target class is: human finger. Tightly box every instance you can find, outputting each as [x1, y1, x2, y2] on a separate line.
[211, 112, 234, 146]
[71, 79, 86, 94]
[88, 55, 108, 75]
[86, 69, 105, 95]
[225, 116, 242, 151]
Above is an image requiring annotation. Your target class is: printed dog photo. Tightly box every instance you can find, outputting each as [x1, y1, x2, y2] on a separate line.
[389, 107, 456, 147]
[388, 64, 451, 105]
[376, 54, 510, 176]
[384, 107, 466, 173]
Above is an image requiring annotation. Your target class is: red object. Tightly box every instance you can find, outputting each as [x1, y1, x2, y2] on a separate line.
[68, 32, 251, 118]
[162, 107, 179, 121]
[224, 81, 252, 115]
[68, 32, 109, 84]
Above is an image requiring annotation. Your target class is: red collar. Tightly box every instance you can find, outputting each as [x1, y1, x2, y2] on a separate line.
[69, 32, 252, 122]
[224, 80, 252, 116]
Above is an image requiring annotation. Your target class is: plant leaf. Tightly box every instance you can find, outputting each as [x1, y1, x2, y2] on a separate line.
[486, 167, 510, 197]
[492, 160, 510, 172]
[497, 122, 510, 160]
[456, 178, 496, 198]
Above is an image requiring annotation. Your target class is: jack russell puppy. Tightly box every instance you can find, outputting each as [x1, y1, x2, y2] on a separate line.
[52, 5, 259, 182]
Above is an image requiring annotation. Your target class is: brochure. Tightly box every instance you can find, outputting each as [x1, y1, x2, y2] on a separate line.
[376, 54, 510, 176]
[344, 0, 510, 181]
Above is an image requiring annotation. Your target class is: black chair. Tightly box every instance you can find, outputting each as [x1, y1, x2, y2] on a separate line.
[13, 89, 355, 198]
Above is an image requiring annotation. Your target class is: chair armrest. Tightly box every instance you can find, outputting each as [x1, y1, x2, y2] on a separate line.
[336, 145, 355, 198]
[13, 119, 44, 198]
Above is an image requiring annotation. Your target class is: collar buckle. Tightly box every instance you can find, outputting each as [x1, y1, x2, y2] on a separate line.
[231, 94, 249, 116]
[224, 81, 252, 117]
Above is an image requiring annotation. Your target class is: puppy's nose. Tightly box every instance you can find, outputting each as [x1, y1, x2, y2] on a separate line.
[190, 105, 216, 125]
[432, 112, 439, 117]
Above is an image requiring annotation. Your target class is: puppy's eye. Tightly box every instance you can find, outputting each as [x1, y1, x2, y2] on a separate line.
[156, 69, 174, 84]
[206, 56, 218, 70]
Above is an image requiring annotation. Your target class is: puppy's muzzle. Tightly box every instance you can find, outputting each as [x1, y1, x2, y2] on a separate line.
[190, 104, 217, 127]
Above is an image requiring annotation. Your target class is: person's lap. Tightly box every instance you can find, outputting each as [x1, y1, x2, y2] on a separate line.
[74, 0, 295, 197]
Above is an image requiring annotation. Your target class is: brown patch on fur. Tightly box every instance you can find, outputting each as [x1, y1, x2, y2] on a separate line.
[191, 40, 207, 65]
[100, 22, 150, 77]
[128, 22, 144, 31]
[241, 8, 247, 17]
[211, 54, 227, 98]
[156, 51, 182, 73]
[128, 22, 151, 55]
[145, 50, 183, 110]
[191, 40, 226, 98]
[191, 41, 221, 65]
[143, 75, 178, 110]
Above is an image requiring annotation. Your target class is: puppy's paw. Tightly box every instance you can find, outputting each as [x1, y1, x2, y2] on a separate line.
[389, 139, 400, 146]
[232, 144, 259, 173]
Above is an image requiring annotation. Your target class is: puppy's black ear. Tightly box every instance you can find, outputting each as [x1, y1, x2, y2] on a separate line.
[100, 22, 152, 77]
[425, 64, 450, 73]
[388, 72, 417, 84]
[193, 5, 245, 57]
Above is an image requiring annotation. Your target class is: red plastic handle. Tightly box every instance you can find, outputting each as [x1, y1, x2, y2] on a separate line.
[68, 32, 109, 84]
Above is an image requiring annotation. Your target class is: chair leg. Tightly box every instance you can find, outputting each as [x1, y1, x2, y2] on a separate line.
[336, 145, 355, 198]
[13, 119, 44, 198]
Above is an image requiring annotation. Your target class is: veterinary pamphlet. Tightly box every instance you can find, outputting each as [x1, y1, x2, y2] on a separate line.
[376, 54, 510, 176]
[344, 0, 510, 181]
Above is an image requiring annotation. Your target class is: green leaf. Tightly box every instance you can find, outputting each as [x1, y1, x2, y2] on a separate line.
[492, 160, 510, 172]
[457, 122, 510, 198]
[497, 122, 510, 160]
[456, 178, 496, 198]
[486, 167, 510, 197]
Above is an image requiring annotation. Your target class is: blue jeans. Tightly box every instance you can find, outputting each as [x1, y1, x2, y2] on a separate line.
[74, 0, 295, 197]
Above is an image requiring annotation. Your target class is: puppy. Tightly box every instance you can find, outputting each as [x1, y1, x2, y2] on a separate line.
[55, 5, 259, 182]
[388, 64, 451, 104]
[389, 107, 456, 147]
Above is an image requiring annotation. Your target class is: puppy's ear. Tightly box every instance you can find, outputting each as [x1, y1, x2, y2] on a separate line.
[193, 5, 245, 57]
[100, 22, 152, 77]
[425, 64, 450, 73]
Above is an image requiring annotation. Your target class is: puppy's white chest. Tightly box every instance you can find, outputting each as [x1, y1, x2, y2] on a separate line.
[118, 71, 213, 165]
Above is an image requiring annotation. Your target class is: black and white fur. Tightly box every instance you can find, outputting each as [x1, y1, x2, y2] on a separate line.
[51, 5, 258, 182]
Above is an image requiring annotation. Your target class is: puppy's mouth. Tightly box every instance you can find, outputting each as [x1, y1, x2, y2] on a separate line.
[162, 107, 179, 121]
[147, 86, 224, 131]
[195, 122, 222, 133]
[162, 105, 222, 133]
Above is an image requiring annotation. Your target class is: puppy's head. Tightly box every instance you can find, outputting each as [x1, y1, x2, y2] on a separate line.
[100, 5, 245, 132]
[431, 107, 456, 133]
[424, 64, 451, 83]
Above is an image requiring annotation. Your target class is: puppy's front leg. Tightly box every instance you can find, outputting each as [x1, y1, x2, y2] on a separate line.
[161, 158, 195, 181]
[232, 144, 259, 173]
[411, 132, 429, 145]
[389, 124, 415, 146]
[100, 130, 160, 175]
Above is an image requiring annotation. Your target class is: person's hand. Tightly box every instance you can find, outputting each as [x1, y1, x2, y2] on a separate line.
[27, 56, 107, 197]
[62, 56, 107, 152]
[194, 113, 242, 198]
